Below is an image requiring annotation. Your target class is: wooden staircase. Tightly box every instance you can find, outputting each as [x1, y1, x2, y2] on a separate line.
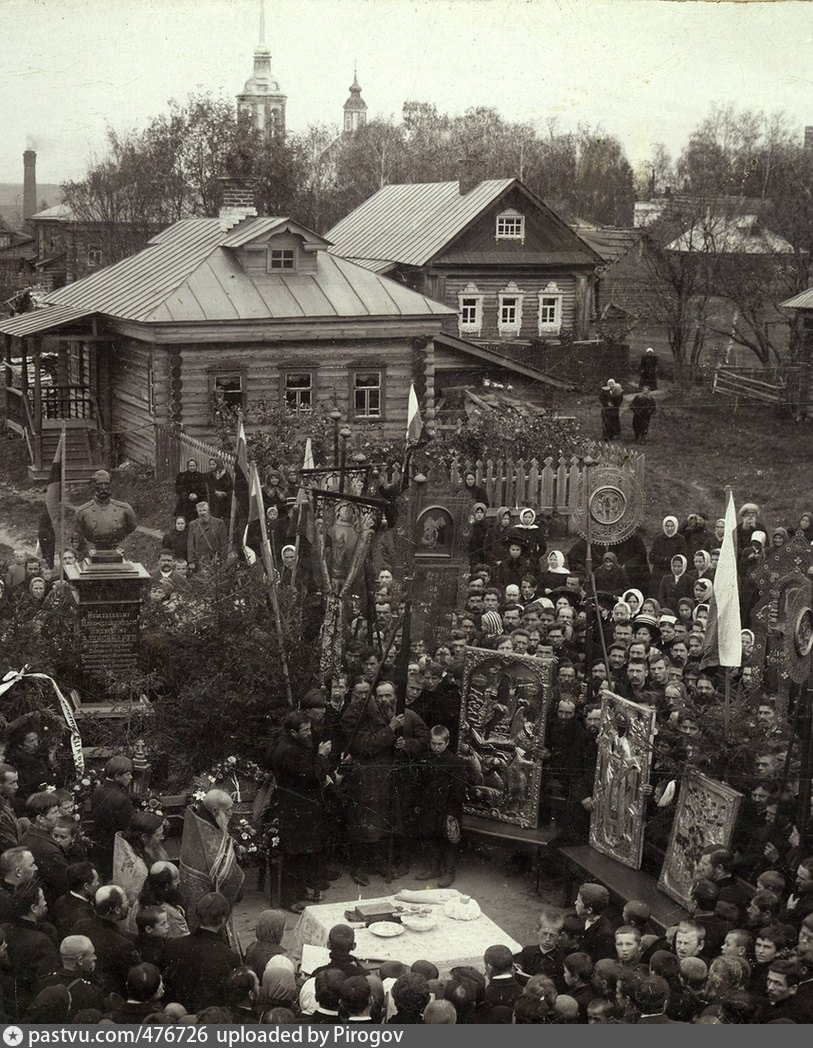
[29, 422, 103, 482]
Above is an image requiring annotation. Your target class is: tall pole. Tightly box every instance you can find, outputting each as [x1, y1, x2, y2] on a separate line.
[723, 485, 733, 744]
[798, 573, 813, 853]
[59, 424, 66, 575]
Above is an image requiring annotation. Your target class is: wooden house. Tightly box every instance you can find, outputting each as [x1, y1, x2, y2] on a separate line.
[0, 197, 455, 479]
[326, 179, 603, 393]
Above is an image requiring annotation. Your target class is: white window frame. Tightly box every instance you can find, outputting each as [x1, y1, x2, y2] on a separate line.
[497, 281, 525, 337]
[352, 369, 382, 419]
[457, 282, 484, 337]
[537, 282, 564, 335]
[496, 209, 525, 242]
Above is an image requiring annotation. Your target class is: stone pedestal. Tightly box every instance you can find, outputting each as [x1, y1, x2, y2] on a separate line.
[66, 550, 151, 679]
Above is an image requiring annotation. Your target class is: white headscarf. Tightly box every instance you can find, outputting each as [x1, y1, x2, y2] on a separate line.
[663, 516, 679, 536]
[547, 550, 569, 574]
[671, 554, 687, 579]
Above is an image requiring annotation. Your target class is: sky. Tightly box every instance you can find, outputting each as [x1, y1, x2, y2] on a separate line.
[1, 0, 812, 186]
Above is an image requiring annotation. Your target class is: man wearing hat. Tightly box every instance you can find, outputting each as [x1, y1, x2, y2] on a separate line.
[71, 470, 138, 554]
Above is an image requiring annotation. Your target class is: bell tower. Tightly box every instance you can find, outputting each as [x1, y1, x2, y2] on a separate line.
[236, 0, 287, 137]
[343, 65, 367, 134]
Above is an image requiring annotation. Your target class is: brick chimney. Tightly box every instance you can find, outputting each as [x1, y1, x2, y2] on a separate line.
[23, 149, 37, 224]
[805, 126, 813, 152]
[218, 175, 259, 229]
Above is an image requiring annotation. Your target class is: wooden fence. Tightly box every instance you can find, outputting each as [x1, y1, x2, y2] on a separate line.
[152, 423, 644, 525]
[448, 444, 645, 520]
[713, 365, 805, 410]
[154, 424, 234, 482]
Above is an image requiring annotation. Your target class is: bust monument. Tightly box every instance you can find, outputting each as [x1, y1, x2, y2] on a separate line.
[72, 470, 138, 553]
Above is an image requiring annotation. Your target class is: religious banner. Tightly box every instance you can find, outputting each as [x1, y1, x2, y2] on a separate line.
[391, 464, 472, 642]
[458, 647, 552, 829]
[589, 692, 656, 870]
[748, 531, 813, 701]
[658, 770, 743, 907]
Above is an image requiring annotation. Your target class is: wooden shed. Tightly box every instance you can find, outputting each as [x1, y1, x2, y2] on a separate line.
[0, 215, 455, 478]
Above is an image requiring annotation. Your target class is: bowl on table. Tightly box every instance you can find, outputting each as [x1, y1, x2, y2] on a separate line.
[367, 921, 405, 938]
[400, 914, 438, 933]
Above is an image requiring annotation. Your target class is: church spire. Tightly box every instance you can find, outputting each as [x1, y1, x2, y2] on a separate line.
[259, 0, 266, 48]
[236, 0, 286, 137]
[343, 64, 367, 134]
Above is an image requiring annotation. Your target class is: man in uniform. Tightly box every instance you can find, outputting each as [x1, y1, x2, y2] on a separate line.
[71, 470, 137, 554]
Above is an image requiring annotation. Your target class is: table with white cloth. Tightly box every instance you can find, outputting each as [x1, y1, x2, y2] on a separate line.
[292, 893, 521, 977]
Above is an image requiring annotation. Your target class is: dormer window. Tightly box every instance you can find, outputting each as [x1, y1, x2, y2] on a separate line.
[496, 209, 525, 242]
[269, 248, 295, 270]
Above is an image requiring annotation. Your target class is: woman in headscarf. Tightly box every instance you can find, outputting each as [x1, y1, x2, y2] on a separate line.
[741, 629, 755, 659]
[612, 600, 631, 623]
[640, 597, 661, 618]
[593, 551, 629, 593]
[205, 456, 234, 522]
[468, 502, 488, 569]
[245, 910, 288, 979]
[462, 469, 489, 507]
[676, 597, 694, 625]
[649, 516, 687, 595]
[174, 458, 203, 522]
[622, 588, 644, 617]
[161, 516, 190, 562]
[692, 578, 714, 605]
[511, 507, 545, 562]
[771, 526, 789, 550]
[486, 507, 514, 565]
[789, 510, 812, 543]
[262, 468, 289, 521]
[260, 956, 299, 1014]
[538, 549, 570, 594]
[6, 718, 50, 804]
[658, 554, 693, 607]
[691, 550, 713, 582]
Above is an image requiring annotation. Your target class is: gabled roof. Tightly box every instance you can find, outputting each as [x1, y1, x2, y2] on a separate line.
[575, 226, 644, 265]
[29, 204, 77, 222]
[327, 179, 514, 267]
[0, 215, 453, 336]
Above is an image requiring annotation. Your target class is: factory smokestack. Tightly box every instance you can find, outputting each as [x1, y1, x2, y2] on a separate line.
[23, 149, 37, 224]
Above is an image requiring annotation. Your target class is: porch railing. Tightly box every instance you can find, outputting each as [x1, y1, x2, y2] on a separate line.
[40, 385, 95, 420]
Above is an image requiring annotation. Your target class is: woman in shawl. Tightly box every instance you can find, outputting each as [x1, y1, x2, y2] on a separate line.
[538, 549, 570, 593]
[789, 510, 812, 543]
[676, 597, 695, 625]
[161, 516, 190, 562]
[174, 459, 203, 522]
[741, 629, 755, 659]
[468, 502, 489, 569]
[113, 811, 169, 932]
[245, 910, 288, 979]
[658, 554, 693, 607]
[511, 507, 545, 562]
[205, 456, 233, 522]
[640, 597, 661, 618]
[771, 526, 789, 550]
[691, 550, 713, 582]
[593, 551, 629, 593]
[462, 469, 489, 507]
[599, 381, 623, 440]
[137, 861, 189, 939]
[262, 468, 289, 521]
[486, 507, 514, 565]
[622, 588, 644, 617]
[260, 956, 299, 1014]
[693, 578, 714, 605]
[648, 516, 687, 595]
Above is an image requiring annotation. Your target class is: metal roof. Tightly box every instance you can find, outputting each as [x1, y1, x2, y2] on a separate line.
[6, 216, 453, 329]
[326, 179, 515, 267]
[0, 304, 97, 337]
[575, 227, 644, 265]
[666, 215, 794, 255]
[781, 288, 813, 310]
[29, 204, 77, 222]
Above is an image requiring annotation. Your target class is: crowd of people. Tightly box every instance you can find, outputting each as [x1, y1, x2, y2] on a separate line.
[1, 427, 813, 1023]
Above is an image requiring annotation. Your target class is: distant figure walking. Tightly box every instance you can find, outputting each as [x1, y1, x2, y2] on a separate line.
[599, 380, 624, 441]
[639, 347, 659, 390]
[629, 387, 657, 443]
